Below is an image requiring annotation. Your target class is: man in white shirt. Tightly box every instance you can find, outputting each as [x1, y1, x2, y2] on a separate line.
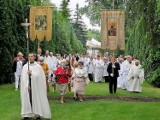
[103, 57, 110, 83]
[12, 52, 26, 91]
[117, 57, 124, 88]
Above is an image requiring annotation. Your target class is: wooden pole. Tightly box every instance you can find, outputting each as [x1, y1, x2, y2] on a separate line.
[101, 49, 104, 57]
[112, 50, 115, 57]
[41, 0, 43, 5]
[112, 0, 115, 10]
[38, 41, 40, 49]
[21, 18, 32, 107]
[37, 0, 43, 50]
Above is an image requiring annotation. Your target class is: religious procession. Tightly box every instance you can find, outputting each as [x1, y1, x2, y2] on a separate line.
[1, 0, 160, 120]
[12, 49, 144, 119]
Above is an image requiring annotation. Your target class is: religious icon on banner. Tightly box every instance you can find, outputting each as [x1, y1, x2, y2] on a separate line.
[35, 15, 47, 30]
[30, 6, 53, 42]
[100, 10, 125, 51]
[108, 20, 117, 36]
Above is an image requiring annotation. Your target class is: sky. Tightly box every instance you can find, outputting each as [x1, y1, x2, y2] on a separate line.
[51, 0, 100, 30]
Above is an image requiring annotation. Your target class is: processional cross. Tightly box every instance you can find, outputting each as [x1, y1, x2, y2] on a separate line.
[21, 18, 31, 60]
[21, 18, 32, 107]
[21, 18, 31, 39]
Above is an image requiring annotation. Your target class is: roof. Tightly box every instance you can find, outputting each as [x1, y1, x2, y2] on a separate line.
[86, 38, 101, 49]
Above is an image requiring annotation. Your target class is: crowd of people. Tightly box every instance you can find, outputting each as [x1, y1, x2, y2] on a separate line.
[12, 48, 145, 119]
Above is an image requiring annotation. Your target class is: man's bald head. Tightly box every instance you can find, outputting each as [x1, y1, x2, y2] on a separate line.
[37, 48, 42, 54]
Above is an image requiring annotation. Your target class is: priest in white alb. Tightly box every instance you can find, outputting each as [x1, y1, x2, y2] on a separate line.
[94, 55, 104, 83]
[87, 55, 95, 81]
[78, 54, 89, 73]
[121, 55, 133, 89]
[49, 52, 58, 81]
[20, 53, 51, 119]
[127, 60, 144, 92]
[44, 50, 51, 65]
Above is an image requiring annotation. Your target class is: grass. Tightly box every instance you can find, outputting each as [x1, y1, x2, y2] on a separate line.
[0, 81, 160, 120]
[49, 81, 160, 98]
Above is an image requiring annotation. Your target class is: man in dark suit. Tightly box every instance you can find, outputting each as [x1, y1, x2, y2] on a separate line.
[107, 57, 120, 94]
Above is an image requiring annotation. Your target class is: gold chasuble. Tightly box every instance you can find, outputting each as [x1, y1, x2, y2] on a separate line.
[30, 6, 53, 42]
[100, 10, 125, 51]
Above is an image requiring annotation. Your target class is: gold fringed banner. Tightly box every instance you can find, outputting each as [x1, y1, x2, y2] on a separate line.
[100, 10, 125, 51]
[100, 11, 108, 49]
[30, 6, 53, 42]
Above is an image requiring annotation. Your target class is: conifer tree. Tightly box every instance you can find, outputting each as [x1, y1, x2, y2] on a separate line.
[72, 4, 87, 48]
[60, 0, 70, 19]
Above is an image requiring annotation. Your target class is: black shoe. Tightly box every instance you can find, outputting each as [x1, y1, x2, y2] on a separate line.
[22, 117, 29, 120]
[76, 94, 79, 100]
[35, 116, 41, 119]
[36, 117, 41, 120]
[74, 97, 79, 101]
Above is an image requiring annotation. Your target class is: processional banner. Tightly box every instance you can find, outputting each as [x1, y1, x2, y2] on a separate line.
[30, 6, 53, 42]
[100, 10, 125, 50]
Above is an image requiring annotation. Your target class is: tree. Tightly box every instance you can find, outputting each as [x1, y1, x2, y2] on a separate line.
[86, 29, 100, 41]
[80, 0, 127, 25]
[72, 4, 88, 48]
[0, 0, 29, 84]
[60, 0, 70, 19]
[125, 0, 160, 87]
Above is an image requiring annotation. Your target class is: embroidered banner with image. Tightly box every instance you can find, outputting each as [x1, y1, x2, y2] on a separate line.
[30, 6, 53, 42]
[100, 10, 125, 51]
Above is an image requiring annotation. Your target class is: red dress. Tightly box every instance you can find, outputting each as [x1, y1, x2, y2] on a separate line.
[54, 66, 72, 84]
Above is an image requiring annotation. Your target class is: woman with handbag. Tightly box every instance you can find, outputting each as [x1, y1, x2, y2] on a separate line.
[54, 61, 72, 103]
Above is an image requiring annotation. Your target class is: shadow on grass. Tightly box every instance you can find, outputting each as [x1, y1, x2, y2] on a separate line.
[48, 95, 160, 102]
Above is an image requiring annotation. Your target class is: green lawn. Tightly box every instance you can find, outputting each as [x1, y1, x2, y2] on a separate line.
[0, 81, 160, 120]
